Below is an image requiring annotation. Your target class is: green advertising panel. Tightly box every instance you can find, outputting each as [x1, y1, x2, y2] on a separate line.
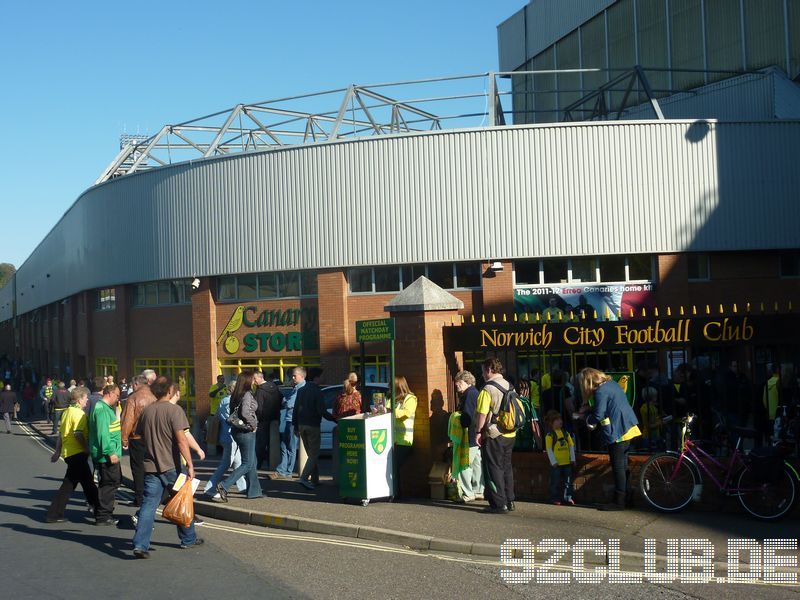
[338, 419, 367, 498]
[355, 318, 395, 343]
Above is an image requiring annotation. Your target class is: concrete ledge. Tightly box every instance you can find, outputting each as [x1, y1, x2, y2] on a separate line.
[429, 538, 473, 555]
[470, 542, 502, 557]
[250, 512, 300, 531]
[298, 517, 361, 538]
[357, 526, 432, 550]
[211, 504, 252, 524]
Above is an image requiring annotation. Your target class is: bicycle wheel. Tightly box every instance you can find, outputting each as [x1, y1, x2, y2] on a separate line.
[737, 466, 796, 521]
[639, 453, 696, 512]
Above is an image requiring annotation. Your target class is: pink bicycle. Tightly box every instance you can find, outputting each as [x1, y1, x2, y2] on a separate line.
[639, 414, 797, 520]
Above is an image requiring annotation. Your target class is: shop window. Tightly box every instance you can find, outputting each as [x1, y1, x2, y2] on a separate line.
[350, 355, 390, 384]
[237, 274, 258, 300]
[570, 258, 597, 283]
[599, 255, 626, 282]
[687, 254, 711, 281]
[542, 258, 568, 284]
[428, 263, 454, 289]
[780, 253, 800, 278]
[349, 268, 373, 293]
[95, 288, 116, 311]
[374, 266, 401, 293]
[455, 262, 481, 288]
[134, 358, 195, 421]
[278, 272, 300, 297]
[95, 357, 118, 379]
[514, 259, 540, 285]
[218, 356, 321, 388]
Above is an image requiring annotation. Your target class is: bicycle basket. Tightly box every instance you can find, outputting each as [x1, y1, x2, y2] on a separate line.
[745, 448, 784, 484]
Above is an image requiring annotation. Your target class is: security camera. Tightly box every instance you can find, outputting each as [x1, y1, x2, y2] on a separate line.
[488, 261, 504, 272]
[191, 278, 201, 290]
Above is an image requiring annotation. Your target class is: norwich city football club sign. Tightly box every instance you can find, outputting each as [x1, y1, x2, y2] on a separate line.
[217, 305, 319, 354]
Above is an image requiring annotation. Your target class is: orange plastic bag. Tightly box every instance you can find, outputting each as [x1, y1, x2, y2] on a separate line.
[163, 479, 195, 528]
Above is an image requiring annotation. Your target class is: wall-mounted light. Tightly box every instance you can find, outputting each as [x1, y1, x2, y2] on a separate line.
[488, 261, 504, 273]
[191, 278, 201, 290]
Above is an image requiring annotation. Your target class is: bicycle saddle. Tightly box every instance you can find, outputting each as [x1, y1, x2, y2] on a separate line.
[731, 426, 760, 439]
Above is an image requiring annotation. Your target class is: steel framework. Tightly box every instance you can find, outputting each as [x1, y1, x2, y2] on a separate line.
[96, 66, 753, 184]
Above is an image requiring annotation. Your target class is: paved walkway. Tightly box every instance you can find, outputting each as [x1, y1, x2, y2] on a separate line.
[23, 417, 799, 559]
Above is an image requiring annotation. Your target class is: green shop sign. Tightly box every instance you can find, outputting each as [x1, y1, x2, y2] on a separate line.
[355, 318, 395, 343]
[218, 305, 319, 354]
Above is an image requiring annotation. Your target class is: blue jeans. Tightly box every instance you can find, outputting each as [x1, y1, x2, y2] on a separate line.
[222, 431, 261, 498]
[549, 465, 573, 502]
[276, 424, 299, 477]
[132, 469, 196, 552]
[203, 439, 246, 494]
[53, 408, 65, 433]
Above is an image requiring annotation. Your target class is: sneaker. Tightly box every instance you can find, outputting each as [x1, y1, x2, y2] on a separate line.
[131, 514, 139, 527]
[193, 517, 205, 526]
[215, 483, 228, 503]
[95, 518, 119, 526]
[133, 548, 150, 559]
[564, 498, 576, 506]
[180, 538, 205, 549]
[551, 500, 562, 506]
[507, 501, 516, 512]
[299, 479, 316, 491]
[481, 506, 509, 514]
[45, 517, 67, 523]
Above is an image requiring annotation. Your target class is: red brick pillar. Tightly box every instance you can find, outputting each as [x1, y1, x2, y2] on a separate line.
[191, 279, 217, 421]
[481, 260, 514, 316]
[317, 269, 350, 381]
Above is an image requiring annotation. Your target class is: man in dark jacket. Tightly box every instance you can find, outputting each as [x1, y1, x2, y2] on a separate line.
[254, 370, 282, 470]
[291, 367, 335, 490]
[1, 384, 17, 433]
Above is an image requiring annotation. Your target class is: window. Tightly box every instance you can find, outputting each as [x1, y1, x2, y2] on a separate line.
[570, 258, 597, 283]
[780, 253, 800, 278]
[516, 255, 655, 286]
[599, 255, 626, 282]
[278, 272, 300, 297]
[349, 268, 373, 293]
[542, 258, 568, 284]
[627, 255, 654, 281]
[688, 254, 711, 281]
[706, 0, 744, 81]
[607, 0, 636, 110]
[743, 0, 786, 71]
[670, 0, 706, 89]
[580, 13, 608, 97]
[349, 263, 481, 294]
[132, 280, 192, 306]
[427, 263, 454, 289]
[532, 46, 556, 123]
[95, 357, 117, 379]
[636, 0, 669, 98]
[350, 355, 390, 384]
[455, 263, 481, 288]
[95, 288, 116, 311]
[216, 271, 318, 301]
[219, 356, 320, 388]
[134, 358, 195, 420]
[374, 266, 400, 293]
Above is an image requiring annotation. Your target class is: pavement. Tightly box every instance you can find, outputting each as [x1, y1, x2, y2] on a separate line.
[22, 416, 800, 562]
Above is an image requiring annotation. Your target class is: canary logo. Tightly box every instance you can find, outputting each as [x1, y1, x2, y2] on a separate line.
[217, 306, 245, 354]
[617, 375, 629, 394]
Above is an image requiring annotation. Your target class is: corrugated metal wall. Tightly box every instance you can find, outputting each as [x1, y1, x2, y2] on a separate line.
[10, 120, 800, 316]
[497, 0, 616, 71]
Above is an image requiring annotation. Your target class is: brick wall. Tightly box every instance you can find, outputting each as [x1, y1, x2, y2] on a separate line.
[191, 280, 217, 420]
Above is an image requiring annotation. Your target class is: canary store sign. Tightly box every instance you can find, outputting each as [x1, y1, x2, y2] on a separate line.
[446, 316, 791, 352]
[218, 305, 319, 354]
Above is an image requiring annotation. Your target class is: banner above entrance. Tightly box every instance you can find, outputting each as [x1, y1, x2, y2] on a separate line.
[514, 283, 656, 322]
[445, 315, 798, 352]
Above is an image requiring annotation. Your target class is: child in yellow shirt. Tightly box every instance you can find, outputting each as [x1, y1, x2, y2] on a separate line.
[545, 410, 576, 506]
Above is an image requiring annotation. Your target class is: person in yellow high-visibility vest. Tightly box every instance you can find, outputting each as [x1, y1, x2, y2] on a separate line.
[393, 376, 417, 498]
[763, 364, 781, 438]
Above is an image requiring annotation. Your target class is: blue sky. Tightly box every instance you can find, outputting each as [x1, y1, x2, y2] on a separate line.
[0, 1, 524, 268]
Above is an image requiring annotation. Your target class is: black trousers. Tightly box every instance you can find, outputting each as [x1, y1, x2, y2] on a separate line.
[394, 444, 413, 498]
[481, 435, 515, 509]
[128, 439, 146, 506]
[46, 453, 99, 520]
[96, 461, 121, 522]
[256, 421, 269, 469]
[607, 440, 631, 494]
